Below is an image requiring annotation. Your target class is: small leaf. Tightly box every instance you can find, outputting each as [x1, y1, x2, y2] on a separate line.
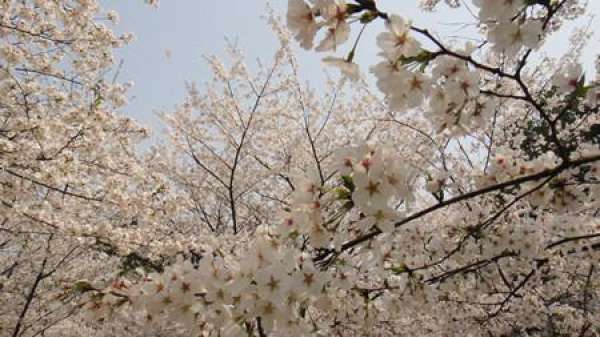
[391, 263, 409, 274]
[335, 187, 352, 201]
[359, 11, 378, 24]
[73, 280, 94, 293]
[341, 175, 355, 192]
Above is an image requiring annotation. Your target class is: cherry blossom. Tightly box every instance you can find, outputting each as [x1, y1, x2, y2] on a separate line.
[487, 20, 543, 57]
[322, 56, 360, 81]
[553, 62, 584, 93]
[376, 14, 421, 60]
[286, 0, 319, 49]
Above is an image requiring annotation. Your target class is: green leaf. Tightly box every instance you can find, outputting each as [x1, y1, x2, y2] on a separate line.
[346, 3, 363, 14]
[391, 263, 410, 274]
[72, 280, 94, 293]
[335, 187, 352, 201]
[359, 11, 378, 24]
[341, 175, 355, 192]
[94, 94, 104, 108]
[573, 76, 588, 97]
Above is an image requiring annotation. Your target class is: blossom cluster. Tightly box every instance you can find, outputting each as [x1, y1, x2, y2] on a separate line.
[86, 234, 331, 337]
[476, 0, 544, 57]
[333, 144, 416, 232]
[275, 143, 417, 252]
[286, 0, 359, 52]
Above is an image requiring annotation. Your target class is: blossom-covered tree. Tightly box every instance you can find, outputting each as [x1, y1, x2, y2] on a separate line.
[3, 0, 600, 337]
[0, 1, 186, 336]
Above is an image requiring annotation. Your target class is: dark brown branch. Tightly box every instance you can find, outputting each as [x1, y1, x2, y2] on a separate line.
[546, 233, 600, 250]
[317, 154, 600, 262]
[2, 168, 103, 202]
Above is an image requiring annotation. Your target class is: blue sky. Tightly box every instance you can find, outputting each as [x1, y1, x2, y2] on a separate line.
[100, 1, 600, 134]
